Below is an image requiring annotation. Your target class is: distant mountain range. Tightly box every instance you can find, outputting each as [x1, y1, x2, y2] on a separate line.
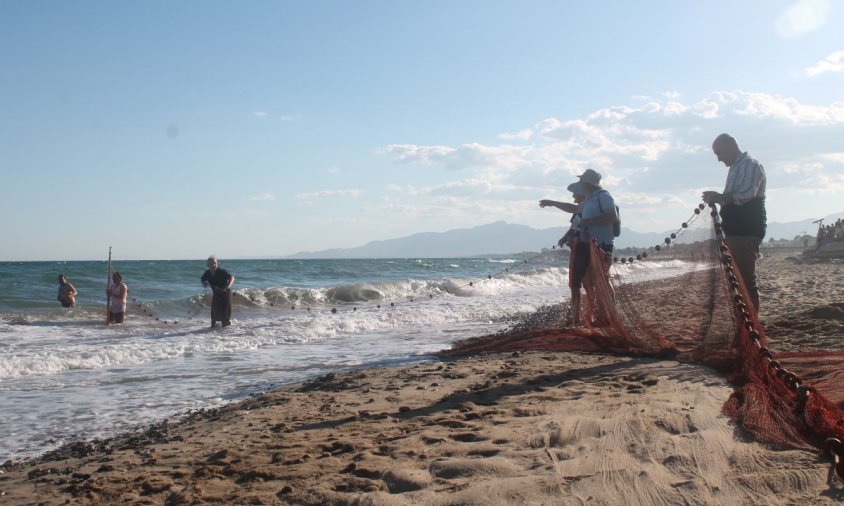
[286, 212, 843, 259]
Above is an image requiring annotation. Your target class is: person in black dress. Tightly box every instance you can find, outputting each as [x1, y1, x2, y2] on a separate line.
[201, 256, 235, 328]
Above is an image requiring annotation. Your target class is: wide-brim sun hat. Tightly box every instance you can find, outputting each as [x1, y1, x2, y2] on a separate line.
[578, 168, 602, 187]
[566, 181, 586, 196]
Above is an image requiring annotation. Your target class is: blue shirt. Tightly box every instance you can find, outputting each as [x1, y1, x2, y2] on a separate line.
[581, 190, 615, 246]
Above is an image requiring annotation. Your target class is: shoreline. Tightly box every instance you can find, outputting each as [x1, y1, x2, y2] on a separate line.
[2, 251, 843, 504]
[2, 352, 841, 505]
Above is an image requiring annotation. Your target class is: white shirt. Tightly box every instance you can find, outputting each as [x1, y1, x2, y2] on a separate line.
[724, 152, 766, 204]
[109, 283, 127, 313]
[569, 213, 583, 234]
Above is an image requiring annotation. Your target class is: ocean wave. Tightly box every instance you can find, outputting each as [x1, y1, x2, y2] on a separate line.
[229, 269, 572, 307]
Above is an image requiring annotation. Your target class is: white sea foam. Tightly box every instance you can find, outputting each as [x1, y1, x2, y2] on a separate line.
[0, 258, 695, 462]
[488, 258, 518, 263]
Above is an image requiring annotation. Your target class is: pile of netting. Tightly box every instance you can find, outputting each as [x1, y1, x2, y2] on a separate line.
[445, 203, 844, 480]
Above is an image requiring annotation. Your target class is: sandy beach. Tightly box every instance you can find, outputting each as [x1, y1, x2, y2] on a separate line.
[2, 250, 843, 505]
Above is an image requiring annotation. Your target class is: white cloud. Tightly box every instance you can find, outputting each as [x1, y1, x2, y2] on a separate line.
[775, 0, 830, 38]
[248, 193, 275, 201]
[498, 128, 533, 141]
[380, 143, 531, 171]
[816, 172, 844, 192]
[326, 166, 340, 174]
[663, 101, 688, 116]
[372, 90, 844, 232]
[535, 114, 672, 162]
[704, 90, 844, 125]
[378, 144, 456, 163]
[780, 153, 844, 193]
[427, 178, 496, 196]
[252, 111, 300, 121]
[690, 98, 720, 119]
[295, 189, 362, 205]
[805, 50, 844, 76]
[820, 152, 844, 163]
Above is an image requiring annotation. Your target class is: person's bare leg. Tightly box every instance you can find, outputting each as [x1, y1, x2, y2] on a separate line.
[569, 288, 582, 326]
[583, 279, 595, 327]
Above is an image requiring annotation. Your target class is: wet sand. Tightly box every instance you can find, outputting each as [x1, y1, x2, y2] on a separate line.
[1, 251, 843, 505]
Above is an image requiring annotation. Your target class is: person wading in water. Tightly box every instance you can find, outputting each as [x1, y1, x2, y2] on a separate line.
[201, 256, 235, 328]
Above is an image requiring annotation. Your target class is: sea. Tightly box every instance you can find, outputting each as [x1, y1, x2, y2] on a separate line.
[0, 254, 695, 462]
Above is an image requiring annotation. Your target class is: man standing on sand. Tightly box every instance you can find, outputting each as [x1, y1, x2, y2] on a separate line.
[201, 256, 235, 328]
[539, 181, 595, 327]
[702, 133, 767, 311]
[541, 169, 619, 325]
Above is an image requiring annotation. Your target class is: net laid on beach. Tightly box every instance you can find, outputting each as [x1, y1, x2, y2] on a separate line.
[446, 203, 844, 480]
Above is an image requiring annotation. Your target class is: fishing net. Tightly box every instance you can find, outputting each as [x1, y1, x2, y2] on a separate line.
[446, 203, 844, 479]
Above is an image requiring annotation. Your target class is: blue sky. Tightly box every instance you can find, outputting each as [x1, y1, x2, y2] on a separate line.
[1, 0, 842, 260]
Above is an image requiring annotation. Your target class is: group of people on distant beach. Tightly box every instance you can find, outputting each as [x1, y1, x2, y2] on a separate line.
[57, 256, 236, 328]
[541, 133, 767, 325]
[816, 218, 844, 245]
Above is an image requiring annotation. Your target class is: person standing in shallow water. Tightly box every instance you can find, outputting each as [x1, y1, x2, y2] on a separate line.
[57, 274, 77, 308]
[107, 272, 128, 324]
[702, 133, 766, 311]
[201, 256, 235, 328]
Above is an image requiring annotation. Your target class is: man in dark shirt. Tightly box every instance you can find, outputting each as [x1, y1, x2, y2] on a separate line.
[201, 256, 235, 327]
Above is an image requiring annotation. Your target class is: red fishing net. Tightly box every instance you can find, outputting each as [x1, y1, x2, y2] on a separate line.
[446, 203, 844, 479]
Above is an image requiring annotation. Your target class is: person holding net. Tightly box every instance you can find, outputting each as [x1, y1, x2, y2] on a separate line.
[703, 133, 767, 311]
[541, 170, 619, 326]
[540, 181, 594, 326]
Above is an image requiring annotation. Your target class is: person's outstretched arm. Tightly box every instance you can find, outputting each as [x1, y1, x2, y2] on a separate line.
[539, 199, 578, 214]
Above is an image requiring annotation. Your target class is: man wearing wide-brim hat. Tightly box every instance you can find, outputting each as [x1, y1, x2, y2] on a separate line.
[539, 169, 619, 325]
[539, 168, 618, 251]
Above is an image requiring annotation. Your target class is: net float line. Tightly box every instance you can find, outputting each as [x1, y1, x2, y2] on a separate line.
[226, 206, 709, 318]
[709, 203, 844, 482]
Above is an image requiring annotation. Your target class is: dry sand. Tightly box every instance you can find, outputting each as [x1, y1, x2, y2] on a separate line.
[1, 251, 843, 505]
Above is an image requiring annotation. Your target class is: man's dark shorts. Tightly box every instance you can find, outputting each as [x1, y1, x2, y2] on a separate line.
[569, 241, 590, 290]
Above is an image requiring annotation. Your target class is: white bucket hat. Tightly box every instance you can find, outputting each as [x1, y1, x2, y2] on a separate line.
[578, 169, 602, 188]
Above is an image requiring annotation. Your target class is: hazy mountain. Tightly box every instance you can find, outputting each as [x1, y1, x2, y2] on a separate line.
[764, 213, 842, 241]
[285, 212, 842, 259]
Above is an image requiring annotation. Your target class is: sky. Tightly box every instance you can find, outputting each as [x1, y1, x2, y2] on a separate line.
[1, 0, 843, 261]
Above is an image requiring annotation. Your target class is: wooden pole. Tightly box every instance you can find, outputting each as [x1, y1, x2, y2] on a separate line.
[106, 246, 112, 325]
